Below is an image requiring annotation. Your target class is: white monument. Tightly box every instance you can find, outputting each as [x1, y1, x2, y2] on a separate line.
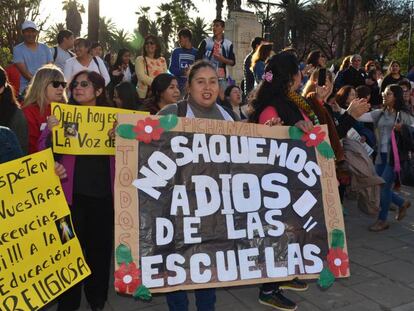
[225, 11, 262, 84]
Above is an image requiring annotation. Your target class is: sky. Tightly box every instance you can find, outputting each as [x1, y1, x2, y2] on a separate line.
[38, 0, 243, 36]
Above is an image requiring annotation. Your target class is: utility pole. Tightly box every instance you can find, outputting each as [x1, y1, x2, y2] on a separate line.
[248, 0, 278, 41]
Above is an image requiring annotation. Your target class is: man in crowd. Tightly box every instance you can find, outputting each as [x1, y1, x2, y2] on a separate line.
[169, 28, 198, 95]
[243, 37, 263, 96]
[51, 29, 75, 71]
[196, 19, 236, 96]
[13, 20, 52, 98]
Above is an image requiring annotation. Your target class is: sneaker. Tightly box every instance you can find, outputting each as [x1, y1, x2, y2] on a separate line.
[396, 201, 411, 221]
[279, 278, 309, 291]
[258, 290, 297, 310]
[368, 220, 390, 232]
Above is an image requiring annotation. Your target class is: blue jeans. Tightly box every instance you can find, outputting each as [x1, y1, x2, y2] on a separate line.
[166, 289, 216, 311]
[376, 153, 405, 220]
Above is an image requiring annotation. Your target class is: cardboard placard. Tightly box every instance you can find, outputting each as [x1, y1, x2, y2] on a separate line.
[0, 149, 90, 309]
[114, 114, 348, 294]
[51, 103, 148, 155]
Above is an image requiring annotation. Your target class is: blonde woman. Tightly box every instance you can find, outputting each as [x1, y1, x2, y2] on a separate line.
[250, 43, 273, 84]
[23, 64, 67, 153]
[135, 35, 167, 99]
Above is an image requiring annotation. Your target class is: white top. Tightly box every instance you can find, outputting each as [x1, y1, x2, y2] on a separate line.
[51, 46, 73, 72]
[64, 56, 110, 86]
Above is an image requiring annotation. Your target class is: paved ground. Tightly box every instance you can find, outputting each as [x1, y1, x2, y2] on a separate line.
[46, 187, 414, 311]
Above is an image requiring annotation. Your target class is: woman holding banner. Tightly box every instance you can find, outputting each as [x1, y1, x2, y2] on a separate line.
[157, 60, 238, 311]
[40, 70, 114, 311]
[23, 64, 67, 154]
[249, 51, 337, 311]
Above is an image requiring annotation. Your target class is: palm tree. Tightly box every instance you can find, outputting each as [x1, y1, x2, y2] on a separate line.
[88, 0, 100, 41]
[109, 29, 132, 53]
[43, 22, 66, 45]
[189, 17, 209, 48]
[98, 17, 116, 51]
[62, 0, 84, 37]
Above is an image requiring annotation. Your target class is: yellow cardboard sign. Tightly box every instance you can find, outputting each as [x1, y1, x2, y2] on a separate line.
[0, 149, 90, 310]
[51, 103, 148, 155]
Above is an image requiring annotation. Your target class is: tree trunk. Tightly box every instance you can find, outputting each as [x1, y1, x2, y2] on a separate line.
[216, 0, 223, 20]
[88, 0, 99, 42]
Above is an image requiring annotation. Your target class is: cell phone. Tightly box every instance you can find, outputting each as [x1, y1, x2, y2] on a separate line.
[318, 68, 327, 86]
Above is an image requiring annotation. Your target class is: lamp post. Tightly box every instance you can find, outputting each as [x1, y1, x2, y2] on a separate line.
[408, 0, 414, 72]
[248, 0, 278, 41]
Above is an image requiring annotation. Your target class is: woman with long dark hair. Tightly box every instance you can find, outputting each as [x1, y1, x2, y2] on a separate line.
[135, 35, 167, 99]
[113, 81, 140, 110]
[358, 84, 413, 231]
[42, 70, 114, 310]
[143, 73, 180, 115]
[0, 66, 28, 153]
[111, 48, 137, 86]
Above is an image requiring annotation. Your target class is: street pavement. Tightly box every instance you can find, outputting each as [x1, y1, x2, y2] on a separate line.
[46, 187, 414, 311]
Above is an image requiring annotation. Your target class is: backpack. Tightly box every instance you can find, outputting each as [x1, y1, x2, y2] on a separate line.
[53, 46, 75, 62]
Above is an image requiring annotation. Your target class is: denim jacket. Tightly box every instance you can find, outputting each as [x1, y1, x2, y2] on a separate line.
[0, 126, 23, 164]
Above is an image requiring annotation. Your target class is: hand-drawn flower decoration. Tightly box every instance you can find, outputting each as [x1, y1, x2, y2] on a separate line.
[301, 126, 326, 147]
[133, 117, 164, 144]
[327, 248, 349, 277]
[114, 262, 141, 294]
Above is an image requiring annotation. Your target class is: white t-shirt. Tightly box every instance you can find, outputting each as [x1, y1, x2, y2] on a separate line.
[64, 56, 110, 86]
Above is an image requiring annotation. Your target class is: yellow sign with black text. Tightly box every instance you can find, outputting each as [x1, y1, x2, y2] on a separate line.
[0, 149, 90, 310]
[51, 103, 148, 155]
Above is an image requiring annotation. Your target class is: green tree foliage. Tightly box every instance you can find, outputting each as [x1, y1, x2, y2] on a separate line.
[388, 39, 409, 74]
[43, 22, 66, 45]
[0, 47, 13, 68]
[188, 17, 209, 48]
[0, 0, 45, 50]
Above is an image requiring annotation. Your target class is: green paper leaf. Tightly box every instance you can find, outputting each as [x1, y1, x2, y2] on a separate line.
[317, 267, 335, 289]
[115, 244, 133, 265]
[159, 114, 178, 131]
[133, 285, 152, 301]
[317, 141, 335, 159]
[117, 124, 136, 139]
[289, 126, 304, 140]
[331, 229, 345, 249]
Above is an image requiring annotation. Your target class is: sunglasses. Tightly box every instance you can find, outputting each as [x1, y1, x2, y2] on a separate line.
[72, 80, 91, 88]
[50, 81, 67, 88]
[145, 41, 156, 45]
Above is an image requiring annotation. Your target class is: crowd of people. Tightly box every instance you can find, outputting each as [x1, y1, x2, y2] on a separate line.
[1, 16, 414, 311]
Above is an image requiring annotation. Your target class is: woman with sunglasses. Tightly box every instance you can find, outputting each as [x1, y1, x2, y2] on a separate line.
[135, 35, 167, 99]
[23, 64, 67, 154]
[41, 70, 114, 311]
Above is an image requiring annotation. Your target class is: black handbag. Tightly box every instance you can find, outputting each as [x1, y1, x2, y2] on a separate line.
[401, 153, 414, 186]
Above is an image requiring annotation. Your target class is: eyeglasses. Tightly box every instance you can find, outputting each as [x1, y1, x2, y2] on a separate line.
[72, 80, 91, 88]
[145, 41, 155, 45]
[50, 81, 67, 88]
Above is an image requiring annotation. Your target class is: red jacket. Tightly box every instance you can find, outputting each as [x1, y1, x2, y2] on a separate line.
[5, 64, 20, 96]
[23, 103, 51, 154]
